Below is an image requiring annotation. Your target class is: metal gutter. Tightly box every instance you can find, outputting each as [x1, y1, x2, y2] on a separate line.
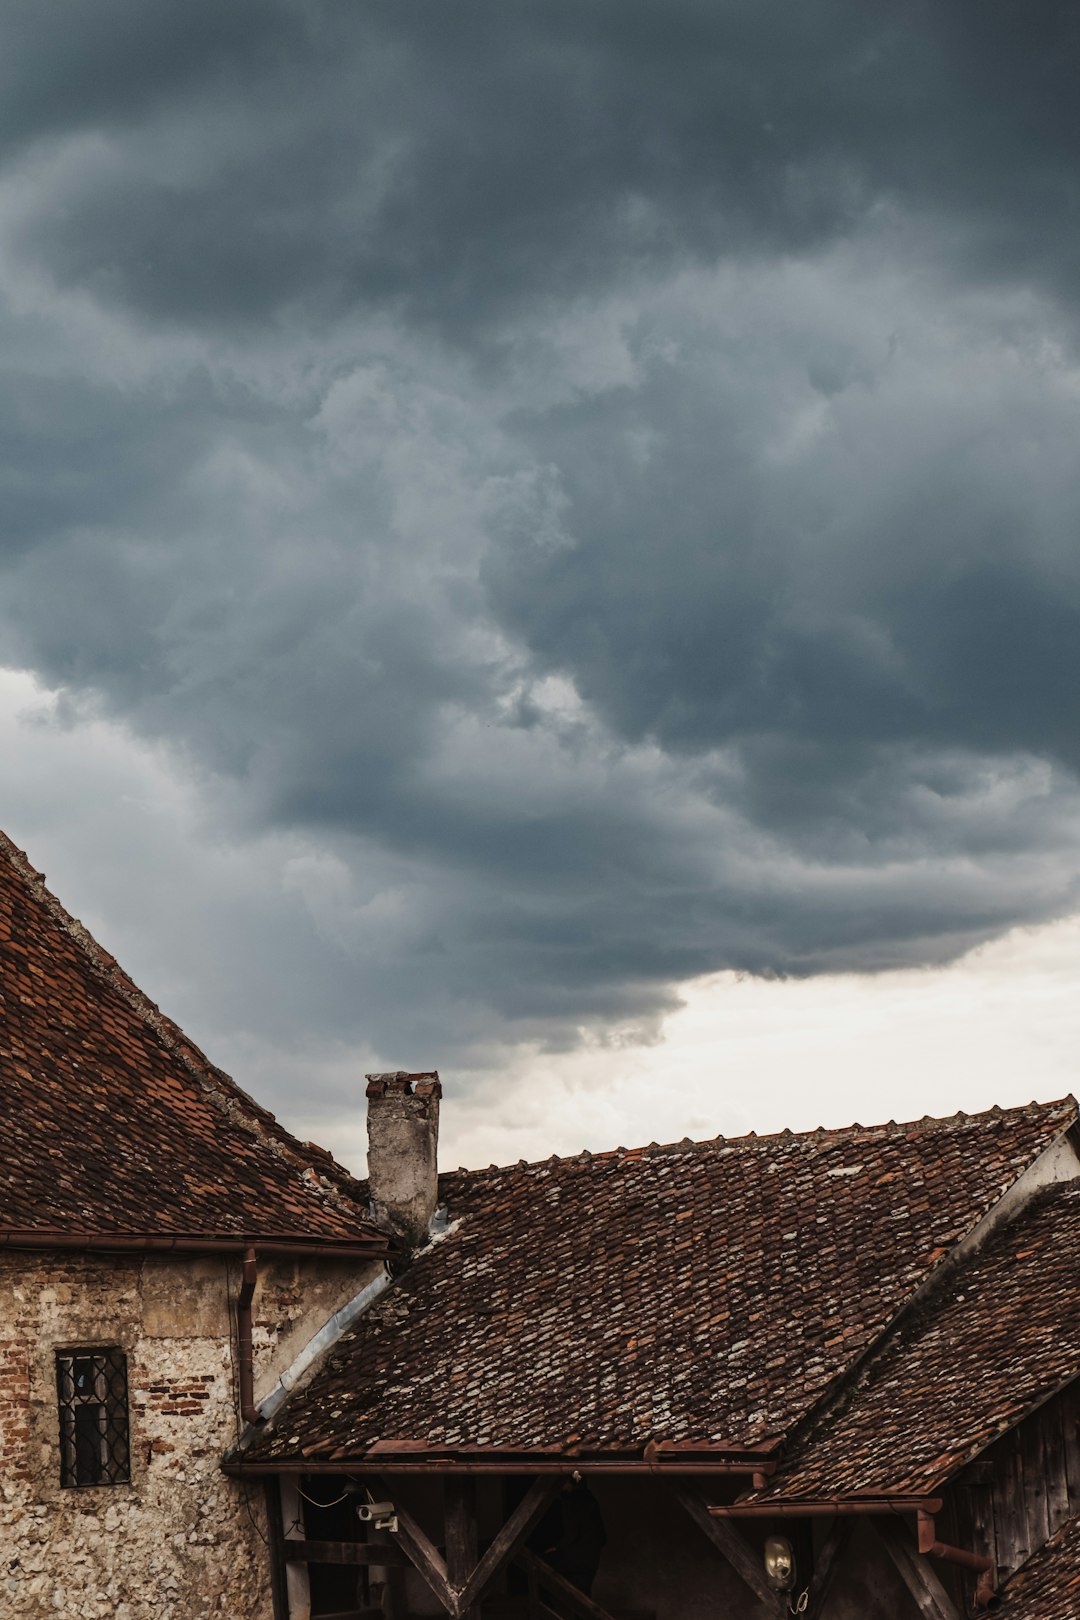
[0, 1229, 390, 1258]
[225, 1456, 775, 1478]
[709, 1496, 943, 1517]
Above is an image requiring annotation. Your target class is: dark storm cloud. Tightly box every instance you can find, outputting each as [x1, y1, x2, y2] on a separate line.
[10, 2, 1080, 333]
[2, 0, 1080, 1078]
[489, 291, 1080, 790]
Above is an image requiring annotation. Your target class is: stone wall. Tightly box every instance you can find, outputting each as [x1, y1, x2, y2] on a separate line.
[0, 1249, 381, 1620]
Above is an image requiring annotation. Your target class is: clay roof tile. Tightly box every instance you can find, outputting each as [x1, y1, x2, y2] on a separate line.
[0, 830, 380, 1244]
[245, 1095, 1076, 1464]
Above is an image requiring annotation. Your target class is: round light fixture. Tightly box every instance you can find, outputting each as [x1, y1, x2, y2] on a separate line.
[764, 1533, 796, 1592]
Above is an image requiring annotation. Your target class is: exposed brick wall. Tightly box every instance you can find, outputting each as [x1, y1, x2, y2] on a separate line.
[0, 1249, 380, 1619]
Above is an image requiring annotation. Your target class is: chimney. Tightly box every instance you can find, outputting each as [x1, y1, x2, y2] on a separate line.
[365, 1071, 442, 1242]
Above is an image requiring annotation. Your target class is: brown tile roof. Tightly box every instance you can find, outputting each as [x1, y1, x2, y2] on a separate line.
[998, 1512, 1080, 1617]
[0, 830, 382, 1244]
[244, 1098, 1076, 1463]
[760, 1182, 1080, 1499]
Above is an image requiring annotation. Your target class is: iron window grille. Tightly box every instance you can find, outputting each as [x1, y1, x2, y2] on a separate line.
[55, 1348, 131, 1488]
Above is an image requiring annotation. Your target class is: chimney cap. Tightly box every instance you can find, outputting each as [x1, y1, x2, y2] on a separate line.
[366, 1070, 442, 1100]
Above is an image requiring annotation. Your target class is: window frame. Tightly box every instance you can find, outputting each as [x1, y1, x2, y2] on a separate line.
[55, 1346, 132, 1489]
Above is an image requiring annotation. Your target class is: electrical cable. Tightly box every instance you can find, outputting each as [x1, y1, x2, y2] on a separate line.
[297, 1483, 355, 1508]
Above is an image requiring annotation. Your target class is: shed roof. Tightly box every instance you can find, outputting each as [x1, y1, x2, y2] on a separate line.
[997, 1511, 1080, 1617]
[245, 1097, 1076, 1463]
[760, 1180, 1080, 1499]
[0, 830, 383, 1246]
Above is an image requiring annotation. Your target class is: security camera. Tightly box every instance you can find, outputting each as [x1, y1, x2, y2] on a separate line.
[357, 1500, 398, 1532]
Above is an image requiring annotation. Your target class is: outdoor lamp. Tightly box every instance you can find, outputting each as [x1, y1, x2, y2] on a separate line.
[764, 1534, 796, 1591]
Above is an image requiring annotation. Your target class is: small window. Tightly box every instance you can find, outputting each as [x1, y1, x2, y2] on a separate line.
[55, 1348, 131, 1487]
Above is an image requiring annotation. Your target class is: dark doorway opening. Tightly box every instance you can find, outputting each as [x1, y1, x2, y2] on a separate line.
[300, 1473, 371, 1619]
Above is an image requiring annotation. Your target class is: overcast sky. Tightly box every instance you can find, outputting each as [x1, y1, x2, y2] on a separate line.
[4, 2, 1080, 1169]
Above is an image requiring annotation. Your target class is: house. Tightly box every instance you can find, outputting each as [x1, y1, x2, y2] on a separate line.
[234, 1100, 1080, 1619]
[5, 825, 1080, 1620]
[0, 830, 391, 1616]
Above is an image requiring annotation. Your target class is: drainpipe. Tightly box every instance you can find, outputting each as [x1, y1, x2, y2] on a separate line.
[917, 1510, 998, 1610]
[237, 1246, 261, 1427]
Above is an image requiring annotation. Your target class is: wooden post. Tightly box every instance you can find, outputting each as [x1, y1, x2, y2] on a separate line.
[278, 1474, 312, 1620]
[805, 1518, 852, 1619]
[447, 1478, 480, 1619]
[372, 1523, 405, 1620]
[263, 1477, 290, 1620]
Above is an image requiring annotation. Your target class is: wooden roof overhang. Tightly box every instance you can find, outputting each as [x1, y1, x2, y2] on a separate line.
[243, 1453, 946, 1619]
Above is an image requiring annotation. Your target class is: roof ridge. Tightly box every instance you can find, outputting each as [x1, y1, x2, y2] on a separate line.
[0, 829, 370, 1230]
[438, 1096, 1078, 1184]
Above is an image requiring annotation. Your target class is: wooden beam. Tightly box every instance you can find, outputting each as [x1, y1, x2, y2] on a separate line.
[516, 1547, 620, 1620]
[446, 1478, 480, 1619]
[872, 1519, 961, 1620]
[456, 1477, 563, 1615]
[367, 1474, 457, 1615]
[670, 1485, 777, 1607]
[279, 1474, 314, 1620]
[365, 1474, 560, 1618]
[805, 1518, 852, 1619]
[281, 1539, 407, 1565]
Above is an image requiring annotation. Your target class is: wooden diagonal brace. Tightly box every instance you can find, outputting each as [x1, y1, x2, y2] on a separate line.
[446, 1477, 480, 1619]
[516, 1547, 619, 1620]
[671, 1485, 778, 1607]
[368, 1473, 456, 1614]
[371, 1472, 562, 1618]
[805, 1517, 853, 1618]
[871, 1518, 961, 1620]
[456, 1477, 563, 1614]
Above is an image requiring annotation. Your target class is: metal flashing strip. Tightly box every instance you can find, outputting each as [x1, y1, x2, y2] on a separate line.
[250, 1268, 392, 1436]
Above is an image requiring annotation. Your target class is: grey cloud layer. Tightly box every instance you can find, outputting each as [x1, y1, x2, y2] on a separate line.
[11, 3, 1080, 331]
[2, 1, 1080, 1074]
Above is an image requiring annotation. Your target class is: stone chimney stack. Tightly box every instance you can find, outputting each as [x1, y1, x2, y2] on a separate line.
[365, 1071, 442, 1242]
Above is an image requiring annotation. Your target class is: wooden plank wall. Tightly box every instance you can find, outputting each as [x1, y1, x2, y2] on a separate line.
[949, 1377, 1080, 1605]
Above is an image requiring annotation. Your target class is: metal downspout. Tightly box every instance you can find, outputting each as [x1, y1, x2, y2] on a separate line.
[917, 1510, 998, 1610]
[237, 1245, 261, 1427]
